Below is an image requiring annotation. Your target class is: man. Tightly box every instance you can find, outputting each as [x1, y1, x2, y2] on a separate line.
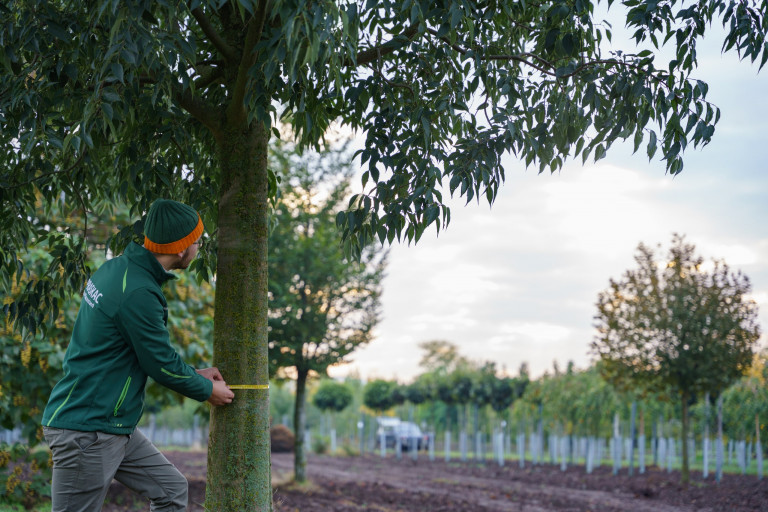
[42, 199, 235, 512]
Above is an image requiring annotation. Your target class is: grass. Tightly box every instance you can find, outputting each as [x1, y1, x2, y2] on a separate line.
[376, 446, 765, 477]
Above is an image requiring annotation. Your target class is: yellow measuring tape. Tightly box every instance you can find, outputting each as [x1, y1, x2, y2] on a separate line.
[228, 384, 269, 390]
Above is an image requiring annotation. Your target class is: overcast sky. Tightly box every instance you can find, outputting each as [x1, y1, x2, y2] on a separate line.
[330, 12, 768, 382]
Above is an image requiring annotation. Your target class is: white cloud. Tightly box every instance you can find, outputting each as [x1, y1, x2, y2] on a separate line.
[493, 321, 572, 345]
[697, 241, 760, 266]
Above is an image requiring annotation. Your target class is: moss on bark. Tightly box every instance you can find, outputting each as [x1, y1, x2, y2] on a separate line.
[206, 122, 272, 511]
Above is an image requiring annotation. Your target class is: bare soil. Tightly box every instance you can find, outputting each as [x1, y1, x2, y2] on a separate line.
[101, 451, 768, 511]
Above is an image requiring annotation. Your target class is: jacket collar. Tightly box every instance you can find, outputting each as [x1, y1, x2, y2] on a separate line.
[124, 242, 178, 285]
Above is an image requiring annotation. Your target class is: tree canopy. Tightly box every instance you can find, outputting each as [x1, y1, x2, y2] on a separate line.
[592, 233, 761, 482]
[593, 234, 760, 398]
[312, 379, 354, 414]
[363, 379, 399, 413]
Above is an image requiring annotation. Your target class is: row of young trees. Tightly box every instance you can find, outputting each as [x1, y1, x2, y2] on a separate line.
[362, 359, 529, 429]
[302, 351, 768, 470]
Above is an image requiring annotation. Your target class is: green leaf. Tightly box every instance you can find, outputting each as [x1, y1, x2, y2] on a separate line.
[46, 21, 69, 41]
[102, 103, 114, 122]
[421, 116, 431, 144]
[647, 130, 658, 160]
[633, 129, 643, 154]
[425, 204, 439, 226]
[759, 43, 768, 71]
[110, 62, 124, 83]
[594, 144, 606, 161]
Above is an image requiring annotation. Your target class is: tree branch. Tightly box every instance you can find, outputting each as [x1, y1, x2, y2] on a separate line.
[367, 65, 414, 96]
[354, 25, 421, 67]
[424, 27, 674, 89]
[190, 6, 238, 63]
[424, 29, 555, 75]
[170, 136, 188, 174]
[194, 65, 225, 91]
[5, 151, 88, 189]
[173, 84, 224, 138]
[228, 0, 270, 125]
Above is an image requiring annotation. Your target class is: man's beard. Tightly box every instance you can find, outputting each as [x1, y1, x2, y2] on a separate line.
[170, 253, 193, 270]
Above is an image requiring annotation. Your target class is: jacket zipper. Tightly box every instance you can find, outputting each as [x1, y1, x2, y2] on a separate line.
[114, 376, 131, 416]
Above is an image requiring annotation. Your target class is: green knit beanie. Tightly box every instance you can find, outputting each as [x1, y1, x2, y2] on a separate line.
[143, 199, 204, 254]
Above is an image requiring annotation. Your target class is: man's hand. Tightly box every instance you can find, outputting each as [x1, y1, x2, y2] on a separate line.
[196, 367, 224, 382]
[208, 380, 235, 406]
[198, 367, 234, 406]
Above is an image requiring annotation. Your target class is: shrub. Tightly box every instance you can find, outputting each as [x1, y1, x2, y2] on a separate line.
[0, 443, 51, 509]
[340, 443, 359, 457]
[311, 435, 329, 455]
[270, 425, 294, 453]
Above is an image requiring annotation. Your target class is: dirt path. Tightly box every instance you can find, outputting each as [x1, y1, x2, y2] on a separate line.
[273, 455, 768, 512]
[272, 454, 709, 512]
[101, 451, 768, 511]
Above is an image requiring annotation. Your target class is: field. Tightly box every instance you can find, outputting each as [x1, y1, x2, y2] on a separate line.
[98, 451, 768, 511]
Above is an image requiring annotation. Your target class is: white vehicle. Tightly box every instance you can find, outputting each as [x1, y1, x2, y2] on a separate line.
[375, 418, 429, 450]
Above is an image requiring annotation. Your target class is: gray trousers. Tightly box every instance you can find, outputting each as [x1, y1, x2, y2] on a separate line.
[43, 427, 188, 512]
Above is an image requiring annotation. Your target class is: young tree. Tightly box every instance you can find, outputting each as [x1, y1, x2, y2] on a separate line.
[403, 377, 432, 407]
[718, 352, 768, 443]
[488, 376, 521, 417]
[313, 380, 354, 415]
[268, 153, 385, 482]
[363, 379, 399, 414]
[418, 340, 468, 373]
[3, 1, 768, 508]
[312, 379, 354, 447]
[592, 234, 761, 483]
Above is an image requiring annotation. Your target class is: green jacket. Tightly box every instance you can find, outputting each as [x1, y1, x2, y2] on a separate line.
[42, 243, 213, 434]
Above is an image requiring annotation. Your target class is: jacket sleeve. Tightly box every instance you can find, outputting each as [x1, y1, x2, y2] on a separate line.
[115, 288, 213, 402]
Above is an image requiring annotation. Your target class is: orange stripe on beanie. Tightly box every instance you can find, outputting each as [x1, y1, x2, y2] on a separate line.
[143, 199, 205, 254]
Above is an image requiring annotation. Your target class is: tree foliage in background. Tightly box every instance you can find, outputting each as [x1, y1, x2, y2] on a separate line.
[268, 149, 385, 482]
[592, 234, 761, 483]
[525, 367, 618, 436]
[3, 1, 768, 507]
[312, 380, 354, 415]
[489, 374, 528, 415]
[719, 351, 768, 440]
[403, 376, 431, 406]
[418, 340, 469, 373]
[363, 379, 399, 414]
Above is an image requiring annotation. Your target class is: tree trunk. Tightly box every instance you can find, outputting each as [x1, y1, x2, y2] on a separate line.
[703, 393, 710, 479]
[629, 401, 637, 476]
[206, 123, 271, 511]
[294, 368, 309, 483]
[716, 394, 724, 482]
[681, 392, 691, 485]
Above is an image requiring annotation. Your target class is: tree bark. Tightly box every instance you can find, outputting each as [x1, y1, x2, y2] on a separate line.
[629, 401, 637, 476]
[206, 122, 271, 511]
[294, 367, 309, 483]
[681, 392, 691, 485]
[716, 394, 724, 482]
